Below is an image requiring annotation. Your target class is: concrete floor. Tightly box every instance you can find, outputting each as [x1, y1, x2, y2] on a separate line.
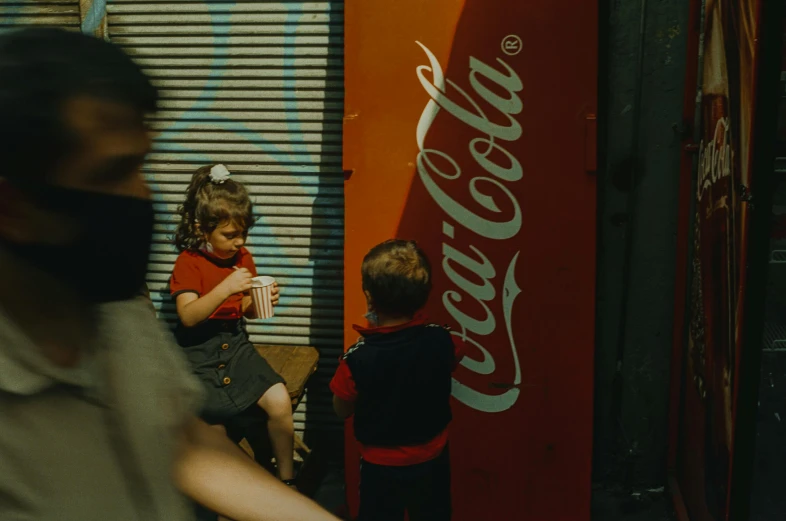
[749, 155, 786, 519]
[591, 488, 676, 521]
[312, 469, 679, 520]
[312, 467, 347, 518]
[750, 260, 786, 521]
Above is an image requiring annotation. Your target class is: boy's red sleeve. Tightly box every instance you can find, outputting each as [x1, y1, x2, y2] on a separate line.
[330, 359, 358, 402]
[170, 254, 202, 297]
[452, 335, 468, 372]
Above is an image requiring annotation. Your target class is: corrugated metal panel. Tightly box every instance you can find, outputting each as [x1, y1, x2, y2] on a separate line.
[106, 0, 344, 434]
[0, 1, 80, 31]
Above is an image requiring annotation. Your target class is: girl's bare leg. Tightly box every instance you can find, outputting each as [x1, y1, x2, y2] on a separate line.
[257, 383, 295, 483]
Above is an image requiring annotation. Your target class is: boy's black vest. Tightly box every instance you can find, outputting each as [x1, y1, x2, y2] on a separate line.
[344, 323, 455, 447]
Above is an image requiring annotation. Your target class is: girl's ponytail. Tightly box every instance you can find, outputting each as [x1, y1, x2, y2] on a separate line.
[174, 165, 212, 252]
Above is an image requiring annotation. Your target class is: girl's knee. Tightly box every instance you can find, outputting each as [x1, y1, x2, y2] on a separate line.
[258, 383, 293, 420]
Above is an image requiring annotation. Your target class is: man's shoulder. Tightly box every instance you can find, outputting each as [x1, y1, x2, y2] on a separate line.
[96, 297, 176, 359]
[98, 296, 159, 325]
[97, 297, 205, 414]
[0, 305, 54, 395]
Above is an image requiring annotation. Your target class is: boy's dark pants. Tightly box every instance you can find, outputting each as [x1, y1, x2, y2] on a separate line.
[358, 445, 451, 521]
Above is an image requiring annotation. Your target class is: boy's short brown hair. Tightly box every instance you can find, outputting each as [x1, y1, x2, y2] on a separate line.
[361, 240, 432, 318]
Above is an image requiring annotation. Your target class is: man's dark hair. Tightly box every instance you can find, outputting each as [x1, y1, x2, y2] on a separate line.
[361, 240, 432, 318]
[0, 28, 158, 183]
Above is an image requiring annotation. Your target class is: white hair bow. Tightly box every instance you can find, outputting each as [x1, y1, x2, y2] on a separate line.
[209, 164, 231, 184]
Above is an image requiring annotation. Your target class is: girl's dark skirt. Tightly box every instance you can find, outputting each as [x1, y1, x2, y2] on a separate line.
[175, 319, 285, 424]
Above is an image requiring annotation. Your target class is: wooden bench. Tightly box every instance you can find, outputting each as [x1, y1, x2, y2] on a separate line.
[255, 344, 320, 408]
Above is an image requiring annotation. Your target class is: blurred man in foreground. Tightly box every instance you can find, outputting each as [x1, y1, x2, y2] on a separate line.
[0, 27, 338, 521]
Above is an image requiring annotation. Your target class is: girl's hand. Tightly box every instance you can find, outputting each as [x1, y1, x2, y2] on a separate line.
[222, 267, 253, 296]
[271, 282, 280, 306]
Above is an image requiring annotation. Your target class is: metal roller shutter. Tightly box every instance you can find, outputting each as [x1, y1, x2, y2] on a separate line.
[0, 1, 80, 32]
[106, 0, 345, 435]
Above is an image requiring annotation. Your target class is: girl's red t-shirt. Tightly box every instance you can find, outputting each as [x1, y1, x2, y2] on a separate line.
[170, 247, 258, 320]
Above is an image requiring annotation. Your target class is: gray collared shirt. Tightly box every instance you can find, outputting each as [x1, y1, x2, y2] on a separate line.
[0, 297, 204, 521]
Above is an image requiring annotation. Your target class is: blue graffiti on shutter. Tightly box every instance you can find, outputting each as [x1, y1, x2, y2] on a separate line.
[81, 0, 106, 34]
[148, 1, 329, 255]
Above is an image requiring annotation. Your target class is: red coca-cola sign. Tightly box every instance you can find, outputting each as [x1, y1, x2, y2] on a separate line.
[404, 39, 526, 413]
[343, 1, 597, 519]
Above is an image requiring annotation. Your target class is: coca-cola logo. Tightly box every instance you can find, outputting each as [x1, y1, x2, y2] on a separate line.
[414, 42, 524, 413]
[698, 117, 733, 201]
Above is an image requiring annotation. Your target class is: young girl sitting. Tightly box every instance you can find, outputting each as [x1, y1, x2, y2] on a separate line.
[170, 164, 296, 488]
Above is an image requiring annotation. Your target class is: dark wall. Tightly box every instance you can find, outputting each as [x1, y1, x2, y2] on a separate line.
[594, 0, 690, 487]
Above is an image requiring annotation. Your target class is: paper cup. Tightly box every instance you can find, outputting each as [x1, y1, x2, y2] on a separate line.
[250, 276, 276, 319]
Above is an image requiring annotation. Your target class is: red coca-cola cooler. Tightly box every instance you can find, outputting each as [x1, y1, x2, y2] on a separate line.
[667, 1, 785, 521]
[341, 1, 598, 520]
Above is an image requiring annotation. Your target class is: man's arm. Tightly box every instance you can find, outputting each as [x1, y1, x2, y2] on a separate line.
[174, 419, 338, 521]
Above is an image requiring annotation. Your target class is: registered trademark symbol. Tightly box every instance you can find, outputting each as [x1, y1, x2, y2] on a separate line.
[501, 35, 522, 56]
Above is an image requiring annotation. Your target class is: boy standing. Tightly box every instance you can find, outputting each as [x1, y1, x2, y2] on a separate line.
[331, 240, 464, 521]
